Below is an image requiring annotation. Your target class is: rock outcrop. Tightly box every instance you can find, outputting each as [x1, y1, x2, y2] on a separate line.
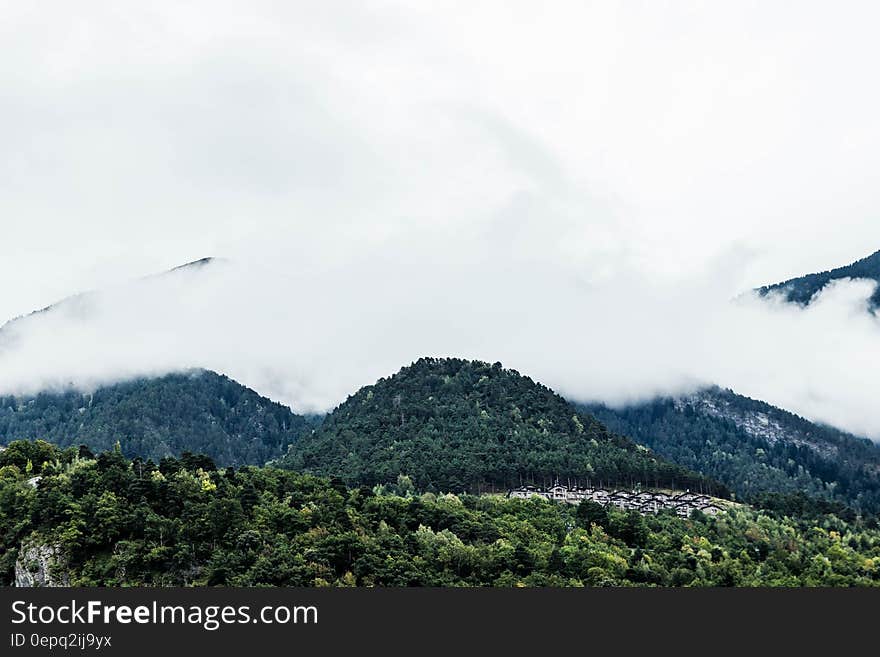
[14, 540, 69, 587]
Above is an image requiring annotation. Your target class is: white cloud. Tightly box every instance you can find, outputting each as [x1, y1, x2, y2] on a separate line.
[1, 249, 879, 442]
[1, 2, 880, 437]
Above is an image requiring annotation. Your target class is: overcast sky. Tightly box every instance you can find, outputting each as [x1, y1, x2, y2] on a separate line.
[2, 3, 880, 436]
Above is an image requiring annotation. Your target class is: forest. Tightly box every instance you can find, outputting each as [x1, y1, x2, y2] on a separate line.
[6, 358, 879, 516]
[756, 248, 880, 309]
[278, 358, 726, 496]
[584, 389, 880, 513]
[1, 440, 878, 587]
[0, 371, 313, 466]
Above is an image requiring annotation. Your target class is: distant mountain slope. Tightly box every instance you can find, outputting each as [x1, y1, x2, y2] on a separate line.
[582, 387, 880, 512]
[0, 370, 312, 466]
[0, 257, 220, 335]
[757, 249, 880, 309]
[278, 357, 728, 496]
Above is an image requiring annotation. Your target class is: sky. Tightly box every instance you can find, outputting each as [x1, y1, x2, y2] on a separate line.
[2, 2, 880, 437]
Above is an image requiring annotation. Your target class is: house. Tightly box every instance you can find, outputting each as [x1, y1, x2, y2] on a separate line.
[509, 486, 546, 500]
[506, 483, 727, 518]
[548, 483, 568, 501]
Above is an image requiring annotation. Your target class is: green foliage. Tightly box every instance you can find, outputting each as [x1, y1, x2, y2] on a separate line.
[2, 441, 878, 587]
[0, 439, 61, 475]
[278, 358, 726, 495]
[583, 389, 880, 513]
[0, 371, 314, 466]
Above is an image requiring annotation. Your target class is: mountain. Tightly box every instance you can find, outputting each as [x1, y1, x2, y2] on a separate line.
[278, 357, 728, 496]
[0, 370, 312, 466]
[757, 248, 880, 310]
[582, 387, 880, 512]
[0, 258, 315, 467]
[0, 257, 220, 335]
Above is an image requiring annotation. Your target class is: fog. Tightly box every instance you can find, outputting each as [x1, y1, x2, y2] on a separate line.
[1, 2, 880, 438]
[1, 250, 878, 440]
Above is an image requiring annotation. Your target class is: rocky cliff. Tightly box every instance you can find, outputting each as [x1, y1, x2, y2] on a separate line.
[14, 539, 69, 587]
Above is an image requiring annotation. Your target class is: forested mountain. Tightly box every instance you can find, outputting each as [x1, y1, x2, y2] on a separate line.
[0, 371, 312, 466]
[0, 258, 313, 466]
[583, 387, 880, 512]
[757, 248, 880, 309]
[278, 358, 727, 496]
[2, 441, 878, 587]
[5, 355, 877, 512]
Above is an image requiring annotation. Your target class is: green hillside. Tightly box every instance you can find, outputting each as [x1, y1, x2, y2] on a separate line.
[0, 371, 312, 466]
[583, 388, 880, 512]
[1, 441, 877, 587]
[278, 358, 727, 496]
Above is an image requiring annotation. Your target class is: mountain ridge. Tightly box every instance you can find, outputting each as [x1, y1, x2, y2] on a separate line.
[3, 256, 879, 507]
[583, 386, 880, 512]
[0, 256, 221, 335]
[757, 248, 880, 309]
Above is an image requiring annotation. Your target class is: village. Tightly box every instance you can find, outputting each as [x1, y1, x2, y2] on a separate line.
[508, 482, 726, 517]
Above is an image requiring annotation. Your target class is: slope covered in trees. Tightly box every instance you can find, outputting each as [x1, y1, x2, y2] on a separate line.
[583, 387, 880, 513]
[0, 371, 312, 466]
[757, 248, 880, 309]
[279, 358, 727, 496]
[2, 441, 878, 587]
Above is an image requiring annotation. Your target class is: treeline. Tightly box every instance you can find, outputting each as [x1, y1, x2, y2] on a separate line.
[2, 441, 878, 587]
[0, 371, 313, 466]
[280, 358, 727, 496]
[756, 248, 880, 308]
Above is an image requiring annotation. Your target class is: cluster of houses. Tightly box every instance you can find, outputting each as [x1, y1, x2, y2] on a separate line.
[508, 482, 725, 517]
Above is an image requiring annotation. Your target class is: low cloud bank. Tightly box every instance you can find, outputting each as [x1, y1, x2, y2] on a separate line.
[1, 249, 878, 441]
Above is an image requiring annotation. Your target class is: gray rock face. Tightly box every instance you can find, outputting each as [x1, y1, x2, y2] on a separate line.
[14, 541, 69, 587]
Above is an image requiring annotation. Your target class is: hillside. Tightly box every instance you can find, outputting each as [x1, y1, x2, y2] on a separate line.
[757, 248, 880, 309]
[583, 387, 880, 512]
[278, 358, 727, 496]
[0, 370, 312, 466]
[2, 440, 878, 587]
